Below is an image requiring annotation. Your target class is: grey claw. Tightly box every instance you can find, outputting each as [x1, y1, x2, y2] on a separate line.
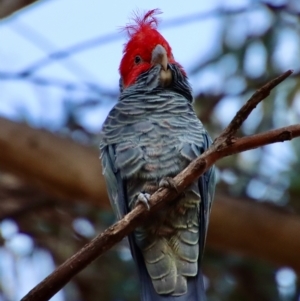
[136, 192, 151, 210]
[159, 177, 178, 192]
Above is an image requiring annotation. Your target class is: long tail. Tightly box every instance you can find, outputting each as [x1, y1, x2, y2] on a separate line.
[128, 234, 207, 301]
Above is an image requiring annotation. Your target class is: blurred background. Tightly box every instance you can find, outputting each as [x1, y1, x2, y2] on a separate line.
[1, 0, 300, 300]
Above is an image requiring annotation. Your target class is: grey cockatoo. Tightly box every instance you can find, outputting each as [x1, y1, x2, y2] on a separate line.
[100, 9, 216, 301]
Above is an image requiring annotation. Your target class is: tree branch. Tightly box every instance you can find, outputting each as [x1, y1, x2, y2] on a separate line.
[0, 118, 108, 208]
[0, 0, 41, 19]
[19, 70, 298, 300]
[207, 195, 300, 272]
[218, 70, 293, 139]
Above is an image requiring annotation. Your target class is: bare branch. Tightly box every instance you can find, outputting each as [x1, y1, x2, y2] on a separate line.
[20, 70, 298, 300]
[21, 124, 300, 301]
[220, 70, 293, 139]
[2, 117, 299, 273]
[0, 0, 41, 19]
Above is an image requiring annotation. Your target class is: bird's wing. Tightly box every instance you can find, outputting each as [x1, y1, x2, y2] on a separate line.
[100, 144, 128, 219]
[197, 132, 216, 260]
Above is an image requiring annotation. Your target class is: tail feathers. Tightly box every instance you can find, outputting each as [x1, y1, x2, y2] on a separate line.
[128, 234, 206, 301]
[140, 269, 206, 301]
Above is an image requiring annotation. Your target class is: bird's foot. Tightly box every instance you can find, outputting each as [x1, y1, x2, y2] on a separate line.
[159, 177, 178, 192]
[135, 192, 151, 210]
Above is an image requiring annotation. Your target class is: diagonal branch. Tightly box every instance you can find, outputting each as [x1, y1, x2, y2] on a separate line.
[219, 70, 293, 139]
[20, 70, 298, 301]
[2, 117, 300, 271]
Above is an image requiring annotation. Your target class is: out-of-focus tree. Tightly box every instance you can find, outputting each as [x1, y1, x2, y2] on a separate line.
[1, 1, 300, 300]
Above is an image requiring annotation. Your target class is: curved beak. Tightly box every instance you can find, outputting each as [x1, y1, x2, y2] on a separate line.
[151, 44, 168, 71]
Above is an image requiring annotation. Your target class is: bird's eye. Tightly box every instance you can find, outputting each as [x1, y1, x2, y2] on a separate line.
[134, 56, 142, 64]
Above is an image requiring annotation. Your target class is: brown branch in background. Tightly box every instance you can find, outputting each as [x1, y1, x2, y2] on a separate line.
[0, 118, 108, 208]
[0, 0, 40, 19]
[208, 195, 300, 272]
[19, 70, 297, 301]
[0, 176, 58, 220]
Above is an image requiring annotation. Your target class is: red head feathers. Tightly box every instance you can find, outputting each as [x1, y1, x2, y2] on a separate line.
[119, 9, 182, 88]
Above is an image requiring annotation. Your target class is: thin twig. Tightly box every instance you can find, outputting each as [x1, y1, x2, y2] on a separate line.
[219, 69, 293, 139]
[21, 70, 297, 301]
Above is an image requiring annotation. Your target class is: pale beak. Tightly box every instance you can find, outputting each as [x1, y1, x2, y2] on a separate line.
[151, 44, 168, 71]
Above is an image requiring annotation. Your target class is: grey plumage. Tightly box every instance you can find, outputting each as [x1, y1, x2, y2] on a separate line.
[100, 64, 215, 300]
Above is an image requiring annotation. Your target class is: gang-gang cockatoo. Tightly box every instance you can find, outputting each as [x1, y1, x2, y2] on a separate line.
[100, 9, 216, 301]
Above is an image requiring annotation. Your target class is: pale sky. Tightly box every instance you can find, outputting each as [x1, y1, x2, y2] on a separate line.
[0, 0, 225, 131]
